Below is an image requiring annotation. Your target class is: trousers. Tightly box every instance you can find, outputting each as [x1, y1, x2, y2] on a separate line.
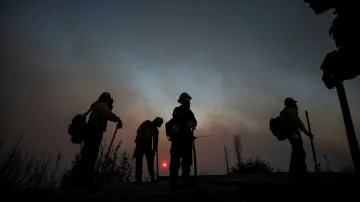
[135, 145, 155, 181]
[77, 126, 103, 185]
[288, 132, 307, 175]
[169, 136, 193, 184]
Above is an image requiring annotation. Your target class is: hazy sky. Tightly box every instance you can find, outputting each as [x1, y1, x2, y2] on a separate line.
[1, 0, 359, 176]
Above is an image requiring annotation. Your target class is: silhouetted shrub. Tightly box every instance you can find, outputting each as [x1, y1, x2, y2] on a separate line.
[0, 133, 134, 190]
[0, 133, 62, 189]
[230, 156, 274, 174]
[61, 139, 135, 187]
[96, 140, 135, 183]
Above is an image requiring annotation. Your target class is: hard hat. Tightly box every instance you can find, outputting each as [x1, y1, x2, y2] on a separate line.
[178, 92, 192, 104]
[98, 92, 112, 101]
[98, 92, 114, 109]
[284, 97, 297, 107]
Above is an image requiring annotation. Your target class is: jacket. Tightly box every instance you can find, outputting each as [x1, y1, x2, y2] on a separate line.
[87, 101, 120, 132]
[135, 120, 159, 151]
[280, 107, 307, 134]
[172, 105, 197, 134]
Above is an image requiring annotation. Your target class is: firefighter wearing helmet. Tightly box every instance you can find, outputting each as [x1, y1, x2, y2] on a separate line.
[280, 97, 313, 176]
[168, 92, 197, 189]
[77, 92, 123, 188]
[134, 117, 163, 183]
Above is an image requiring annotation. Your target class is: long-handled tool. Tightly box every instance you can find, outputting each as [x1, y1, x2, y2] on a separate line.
[155, 135, 159, 180]
[192, 138, 197, 177]
[192, 134, 215, 176]
[94, 127, 119, 187]
[105, 127, 119, 161]
[305, 110, 320, 172]
[191, 128, 198, 177]
[156, 150, 159, 180]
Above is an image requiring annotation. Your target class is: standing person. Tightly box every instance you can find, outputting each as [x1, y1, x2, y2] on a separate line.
[78, 92, 123, 188]
[134, 117, 163, 183]
[280, 97, 313, 176]
[168, 92, 197, 189]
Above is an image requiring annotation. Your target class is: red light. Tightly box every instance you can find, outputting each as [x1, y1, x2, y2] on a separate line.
[161, 161, 168, 168]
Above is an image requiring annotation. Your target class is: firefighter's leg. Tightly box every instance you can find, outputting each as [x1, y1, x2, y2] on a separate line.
[145, 150, 156, 182]
[135, 149, 144, 182]
[295, 140, 307, 174]
[181, 140, 193, 185]
[78, 132, 102, 187]
[78, 138, 91, 183]
[289, 136, 307, 175]
[169, 142, 181, 188]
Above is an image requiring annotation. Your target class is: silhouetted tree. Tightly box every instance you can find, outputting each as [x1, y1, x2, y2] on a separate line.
[233, 134, 242, 166]
[305, 0, 358, 87]
[305, 0, 360, 173]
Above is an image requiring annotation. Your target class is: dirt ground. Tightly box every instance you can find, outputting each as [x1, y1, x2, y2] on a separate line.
[4, 173, 359, 202]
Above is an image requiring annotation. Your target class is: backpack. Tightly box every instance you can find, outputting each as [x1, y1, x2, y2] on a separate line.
[68, 103, 95, 144]
[165, 118, 174, 138]
[269, 116, 288, 141]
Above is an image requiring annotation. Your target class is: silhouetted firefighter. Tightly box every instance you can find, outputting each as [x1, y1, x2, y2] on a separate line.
[75, 92, 122, 189]
[304, 0, 360, 173]
[134, 117, 163, 183]
[166, 92, 197, 189]
[304, 0, 359, 84]
[270, 98, 313, 176]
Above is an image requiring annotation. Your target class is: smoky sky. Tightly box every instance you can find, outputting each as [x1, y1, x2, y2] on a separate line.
[1, 0, 359, 175]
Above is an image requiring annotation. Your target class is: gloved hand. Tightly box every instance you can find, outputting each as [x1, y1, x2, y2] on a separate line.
[116, 118, 123, 129]
[152, 150, 157, 157]
[292, 133, 301, 140]
[172, 124, 180, 132]
[305, 131, 314, 139]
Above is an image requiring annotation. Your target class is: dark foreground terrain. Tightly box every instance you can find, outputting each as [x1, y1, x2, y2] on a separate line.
[3, 173, 358, 202]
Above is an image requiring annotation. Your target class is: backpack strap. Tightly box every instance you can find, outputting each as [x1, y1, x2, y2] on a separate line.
[83, 101, 97, 116]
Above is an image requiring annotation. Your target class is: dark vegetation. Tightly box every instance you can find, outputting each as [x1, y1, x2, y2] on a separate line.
[0, 133, 61, 189]
[230, 157, 274, 174]
[229, 134, 274, 174]
[0, 133, 135, 190]
[0, 133, 355, 190]
[61, 140, 134, 188]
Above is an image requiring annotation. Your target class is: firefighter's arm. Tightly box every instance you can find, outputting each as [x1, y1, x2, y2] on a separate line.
[98, 102, 121, 123]
[191, 111, 198, 127]
[153, 130, 159, 152]
[187, 111, 197, 129]
[172, 107, 181, 132]
[287, 108, 307, 132]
